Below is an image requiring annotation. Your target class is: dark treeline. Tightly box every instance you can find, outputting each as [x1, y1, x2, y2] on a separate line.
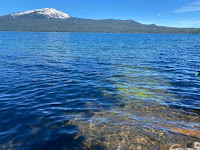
[0, 14, 199, 33]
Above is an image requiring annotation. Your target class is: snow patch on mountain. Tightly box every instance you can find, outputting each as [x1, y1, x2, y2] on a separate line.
[11, 8, 71, 19]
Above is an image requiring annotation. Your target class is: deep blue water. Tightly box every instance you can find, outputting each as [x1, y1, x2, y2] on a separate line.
[0, 32, 199, 150]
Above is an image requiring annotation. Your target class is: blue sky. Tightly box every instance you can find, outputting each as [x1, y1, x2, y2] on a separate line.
[1, 0, 200, 28]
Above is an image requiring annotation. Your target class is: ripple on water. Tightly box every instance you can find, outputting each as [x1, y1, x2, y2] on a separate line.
[0, 32, 199, 150]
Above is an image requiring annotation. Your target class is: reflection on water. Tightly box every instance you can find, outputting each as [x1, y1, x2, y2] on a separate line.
[0, 32, 199, 150]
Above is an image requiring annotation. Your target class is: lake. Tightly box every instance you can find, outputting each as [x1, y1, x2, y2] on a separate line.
[0, 32, 199, 150]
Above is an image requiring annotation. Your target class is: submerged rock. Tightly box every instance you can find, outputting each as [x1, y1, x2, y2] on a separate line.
[171, 142, 200, 150]
[194, 142, 200, 150]
[169, 128, 200, 138]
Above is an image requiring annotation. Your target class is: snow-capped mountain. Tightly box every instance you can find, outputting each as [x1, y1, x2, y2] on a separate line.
[11, 8, 71, 19]
[0, 8, 198, 33]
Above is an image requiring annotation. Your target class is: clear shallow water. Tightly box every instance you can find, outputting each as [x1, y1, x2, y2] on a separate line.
[0, 32, 199, 150]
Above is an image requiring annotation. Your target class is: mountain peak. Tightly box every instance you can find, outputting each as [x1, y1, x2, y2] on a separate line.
[11, 8, 71, 19]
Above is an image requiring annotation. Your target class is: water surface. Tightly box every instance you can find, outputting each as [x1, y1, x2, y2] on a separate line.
[0, 32, 199, 150]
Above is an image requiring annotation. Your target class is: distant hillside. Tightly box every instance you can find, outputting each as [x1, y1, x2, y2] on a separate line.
[0, 8, 199, 33]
